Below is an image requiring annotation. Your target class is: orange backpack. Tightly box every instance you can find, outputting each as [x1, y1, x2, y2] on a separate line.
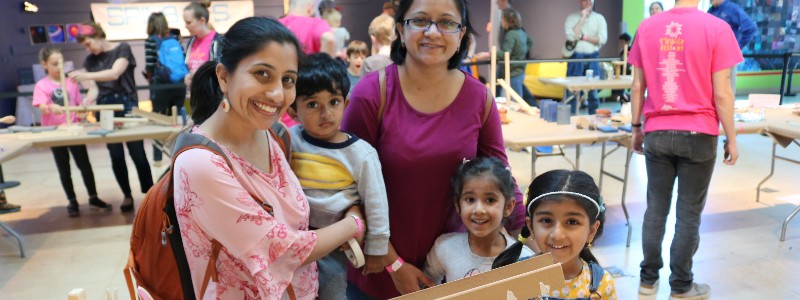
[124, 125, 291, 300]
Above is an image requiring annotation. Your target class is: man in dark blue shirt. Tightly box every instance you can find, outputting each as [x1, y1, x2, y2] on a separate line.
[708, 0, 756, 97]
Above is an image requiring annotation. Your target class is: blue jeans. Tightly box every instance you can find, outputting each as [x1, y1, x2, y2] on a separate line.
[501, 74, 525, 101]
[318, 251, 348, 300]
[566, 51, 601, 114]
[639, 131, 717, 294]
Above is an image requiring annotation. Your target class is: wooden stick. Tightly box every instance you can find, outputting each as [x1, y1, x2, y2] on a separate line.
[57, 56, 71, 126]
[131, 107, 173, 125]
[498, 78, 537, 116]
[623, 46, 628, 76]
[504, 51, 511, 84]
[490, 46, 497, 98]
[71, 104, 125, 112]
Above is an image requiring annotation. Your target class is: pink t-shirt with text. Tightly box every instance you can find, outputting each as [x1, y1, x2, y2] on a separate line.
[279, 15, 331, 54]
[32, 77, 82, 126]
[629, 7, 743, 135]
[187, 30, 217, 73]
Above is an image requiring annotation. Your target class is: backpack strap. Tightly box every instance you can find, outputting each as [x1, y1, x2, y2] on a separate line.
[270, 122, 292, 162]
[377, 68, 387, 124]
[482, 88, 494, 126]
[588, 261, 605, 296]
[199, 240, 223, 298]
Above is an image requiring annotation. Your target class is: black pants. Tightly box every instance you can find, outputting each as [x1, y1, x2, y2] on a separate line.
[97, 93, 154, 197]
[150, 85, 186, 161]
[51, 145, 97, 201]
[106, 141, 153, 197]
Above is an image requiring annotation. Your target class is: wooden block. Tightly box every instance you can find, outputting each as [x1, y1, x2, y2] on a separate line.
[68, 288, 86, 300]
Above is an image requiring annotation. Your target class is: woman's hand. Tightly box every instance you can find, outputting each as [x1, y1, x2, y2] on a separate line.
[68, 71, 91, 82]
[388, 263, 434, 294]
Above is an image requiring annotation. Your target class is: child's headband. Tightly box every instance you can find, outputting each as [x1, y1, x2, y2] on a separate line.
[526, 191, 605, 218]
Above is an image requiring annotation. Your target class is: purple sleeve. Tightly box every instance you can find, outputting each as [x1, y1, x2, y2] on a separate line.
[478, 92, 526, 231]
[711, 24, 744, 72]
[341, 73, 380, 145]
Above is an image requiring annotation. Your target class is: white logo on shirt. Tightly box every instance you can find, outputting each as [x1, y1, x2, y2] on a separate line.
[657, 22, 686, 111]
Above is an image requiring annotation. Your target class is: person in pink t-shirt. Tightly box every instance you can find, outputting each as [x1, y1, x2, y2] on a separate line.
[33, 47, 107, 217]
[280, 0, 335, 57]
[183, 1, 223, 88]
[628, 1, 742, 298]
[279, 0, 336, 128]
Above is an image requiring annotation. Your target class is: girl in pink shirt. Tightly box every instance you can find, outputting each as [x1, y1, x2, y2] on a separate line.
[174, 17, 363, 299]
[32, 46, 107, 217]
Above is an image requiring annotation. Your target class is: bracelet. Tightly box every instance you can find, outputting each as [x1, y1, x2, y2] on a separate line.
[581, 34, 587, 41]
[350, 215, 363, 239]
[386, 256, 405, 273]
[631, 123, 642, 128]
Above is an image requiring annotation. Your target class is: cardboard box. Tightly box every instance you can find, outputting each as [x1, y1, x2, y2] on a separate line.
[393, 253, 566, 300]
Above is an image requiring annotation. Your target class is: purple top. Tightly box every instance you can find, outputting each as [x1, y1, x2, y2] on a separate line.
[341, 64, 525, 299]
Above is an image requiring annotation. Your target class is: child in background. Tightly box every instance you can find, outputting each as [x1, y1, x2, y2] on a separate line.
[322, 8, 350, 59]
[363, 14, 394, 74]
[495, 169, 617, 299]
[424, 157, 533, 284]
[33, 46, 109, 217]
[287, 53, 390, 300]
[345, 40, 369, 87]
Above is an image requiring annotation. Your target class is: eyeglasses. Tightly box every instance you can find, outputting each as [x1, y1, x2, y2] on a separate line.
[402, 18, 463, 33]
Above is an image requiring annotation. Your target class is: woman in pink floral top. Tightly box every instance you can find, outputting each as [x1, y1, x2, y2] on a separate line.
[173, 17, 363, 299]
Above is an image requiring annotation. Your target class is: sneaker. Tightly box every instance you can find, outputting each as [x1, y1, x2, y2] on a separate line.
[120, 196, 134, 213]
[67, 200, 80, 217]
[89, 196, 112, 212]
[0, 202, 21, 214]
[153, 160, 163, 168]
[669, 283, 710, 300]
[639, 279, 659, 296]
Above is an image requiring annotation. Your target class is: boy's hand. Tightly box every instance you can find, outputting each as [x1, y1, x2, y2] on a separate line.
[363, 255, 386, 275]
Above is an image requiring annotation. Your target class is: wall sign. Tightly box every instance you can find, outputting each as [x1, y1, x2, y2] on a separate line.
[90, 1, 254, 41]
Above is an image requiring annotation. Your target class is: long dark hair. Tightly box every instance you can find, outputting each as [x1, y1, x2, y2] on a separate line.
[190, 17, 303, 124]
[390, 0, 475, 70]
[493, 170, 605, 269]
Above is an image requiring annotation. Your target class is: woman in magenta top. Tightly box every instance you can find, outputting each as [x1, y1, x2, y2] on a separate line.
[341, 0, 525, 298]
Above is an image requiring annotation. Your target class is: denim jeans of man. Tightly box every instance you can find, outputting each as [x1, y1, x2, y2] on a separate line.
[566, 51, 601, 114]
[639, 130, 717, 294]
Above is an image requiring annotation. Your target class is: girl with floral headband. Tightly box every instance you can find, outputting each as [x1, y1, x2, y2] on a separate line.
[494, 169, 617, 299]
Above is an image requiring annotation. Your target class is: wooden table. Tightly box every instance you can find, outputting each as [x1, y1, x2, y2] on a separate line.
[753, 109, 800, 241]
[0, 124, 181, 258]
[501, 109, 634, 244]
[539, 76, 633, 110]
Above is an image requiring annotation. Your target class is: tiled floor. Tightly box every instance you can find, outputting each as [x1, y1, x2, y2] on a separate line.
[1, 100, 799, 299]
